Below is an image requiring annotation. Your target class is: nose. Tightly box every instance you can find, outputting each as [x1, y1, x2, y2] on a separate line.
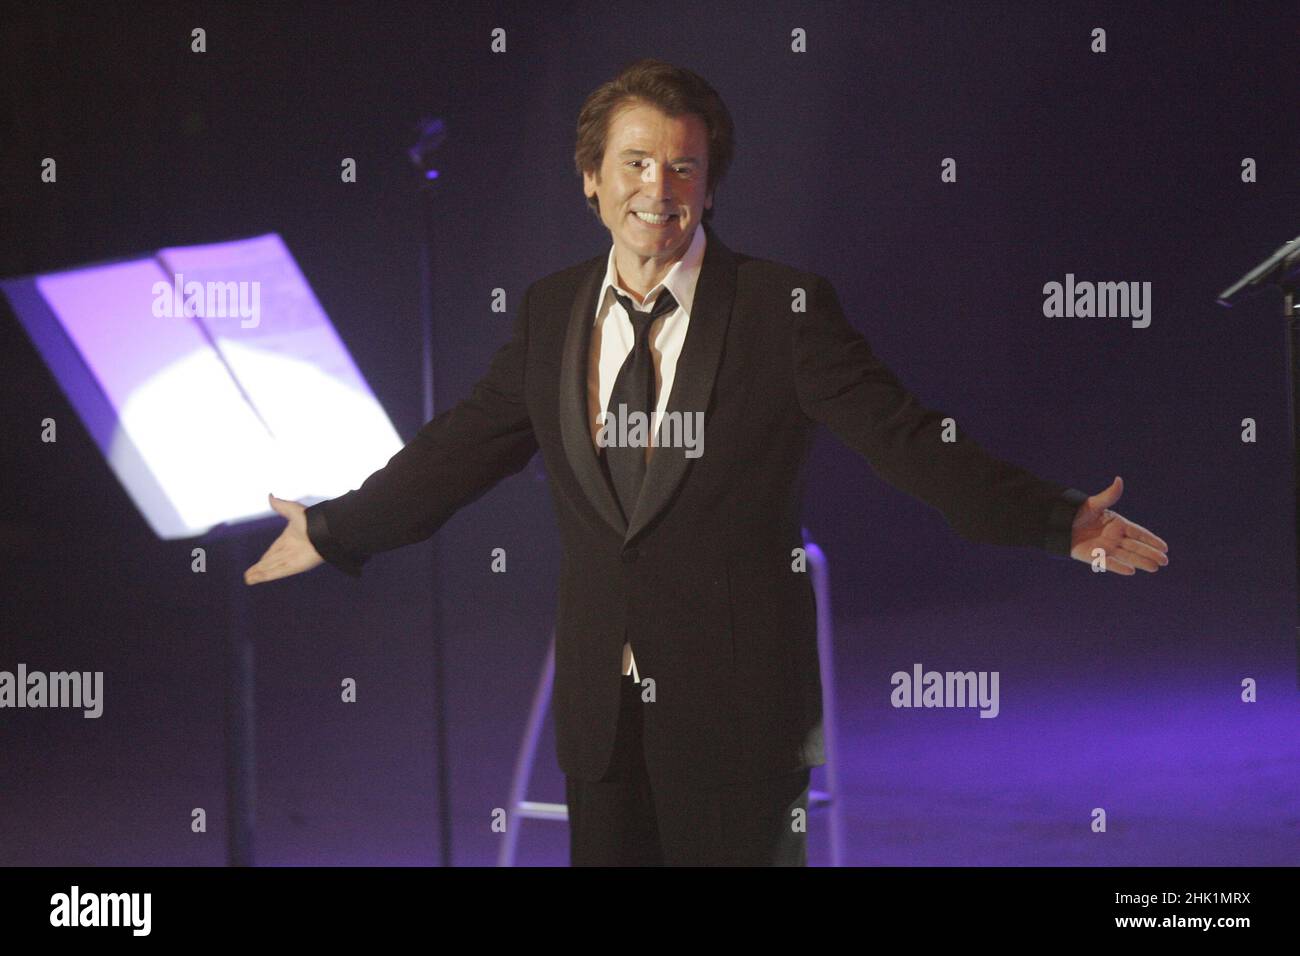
[642, 158, 672, 204]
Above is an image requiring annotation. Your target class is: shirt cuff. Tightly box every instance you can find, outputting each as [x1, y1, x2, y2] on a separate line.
[1043, 487, 1089, 558]
[305, 501, 367, 578]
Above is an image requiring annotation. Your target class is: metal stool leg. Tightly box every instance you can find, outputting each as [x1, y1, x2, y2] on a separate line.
[498, 631, 567, 867]
[804, 533, 846, 867]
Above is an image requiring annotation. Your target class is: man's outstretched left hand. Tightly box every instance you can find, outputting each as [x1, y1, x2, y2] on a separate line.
[1069, 476, 1169, 575]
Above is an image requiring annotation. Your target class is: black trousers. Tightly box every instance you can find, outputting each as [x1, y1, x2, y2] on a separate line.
[565, 671, 810, 866]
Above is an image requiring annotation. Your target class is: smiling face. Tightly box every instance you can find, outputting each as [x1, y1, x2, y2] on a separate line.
[582, 100, 713, 272]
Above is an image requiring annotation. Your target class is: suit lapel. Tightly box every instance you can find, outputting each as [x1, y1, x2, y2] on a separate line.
[558, 223, 738, 544]
[626, 226, 736, 541]
[559, 256, 628, 537]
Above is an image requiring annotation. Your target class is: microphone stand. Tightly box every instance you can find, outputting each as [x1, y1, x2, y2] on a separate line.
[408, 118, 453, 864]
[1218, 235, 1300, 688]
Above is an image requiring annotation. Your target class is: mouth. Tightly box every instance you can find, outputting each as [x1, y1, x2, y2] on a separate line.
[630, 210, 679, 227]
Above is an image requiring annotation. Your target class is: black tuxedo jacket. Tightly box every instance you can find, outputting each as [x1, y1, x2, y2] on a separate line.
[305, 223, 1087, 790]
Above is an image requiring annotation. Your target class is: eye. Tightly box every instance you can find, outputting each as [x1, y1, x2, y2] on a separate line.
[625, 160, 696, 177]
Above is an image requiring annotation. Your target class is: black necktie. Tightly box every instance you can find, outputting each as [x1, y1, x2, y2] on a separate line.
[604, 287, 678, 522]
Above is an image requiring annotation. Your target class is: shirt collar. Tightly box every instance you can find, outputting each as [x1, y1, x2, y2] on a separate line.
[597, 223, 708, 321]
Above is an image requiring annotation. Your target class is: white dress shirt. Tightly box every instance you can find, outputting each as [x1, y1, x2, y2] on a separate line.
[588, 223, 708, 681]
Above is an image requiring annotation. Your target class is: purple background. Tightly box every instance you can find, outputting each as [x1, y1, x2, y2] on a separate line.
[1, 1, 1297, 866]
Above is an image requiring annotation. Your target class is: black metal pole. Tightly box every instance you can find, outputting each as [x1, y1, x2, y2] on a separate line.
[419, 179, 453, 867]
[226, 533, 256, 865]
[1286, 288, 1299, 688]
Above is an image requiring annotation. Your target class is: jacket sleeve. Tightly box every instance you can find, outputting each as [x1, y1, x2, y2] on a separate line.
[793, 273, 1087, 558]
[304, 283, 539, 577]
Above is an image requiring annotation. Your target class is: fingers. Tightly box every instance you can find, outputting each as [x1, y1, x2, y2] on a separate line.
[1092, 539, 1165, 575]
[1081, 546, 1133, 574]
[252, 550, 294, 584]
[1076, 537, 1137, 574]
[244, 555, 276, 585]
[1119, 537, 1169, 570]
[245, 557, 288, 585]
[244, 534, 287, 585]
[1099, 554, 1136, 575]
[243, 524, 321, 585]
[1106, 509, 1167, 552]
[1113, 544, 1160, 573]
[1128, 523, 1168, 552]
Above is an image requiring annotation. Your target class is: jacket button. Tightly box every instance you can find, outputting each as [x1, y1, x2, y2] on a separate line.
[622, 547, 640, 563]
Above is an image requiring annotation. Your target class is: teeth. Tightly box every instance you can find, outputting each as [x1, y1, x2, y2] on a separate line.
[635, 212, 673, 224]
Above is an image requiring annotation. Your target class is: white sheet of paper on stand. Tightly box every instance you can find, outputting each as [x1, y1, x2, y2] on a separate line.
[10, 234, 403, 539]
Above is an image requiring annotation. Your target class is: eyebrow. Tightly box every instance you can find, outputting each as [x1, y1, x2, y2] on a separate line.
[618, 149, 701, 164]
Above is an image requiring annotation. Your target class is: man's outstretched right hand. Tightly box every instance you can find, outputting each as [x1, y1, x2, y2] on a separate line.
[243, 493, 325, 585]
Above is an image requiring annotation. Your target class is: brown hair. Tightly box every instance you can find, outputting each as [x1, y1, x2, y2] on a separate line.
[574, 58, 735, 225]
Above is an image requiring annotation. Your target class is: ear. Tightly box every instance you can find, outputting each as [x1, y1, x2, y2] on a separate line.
[705, 190, 714, 210]
[582, 168, 599, 198]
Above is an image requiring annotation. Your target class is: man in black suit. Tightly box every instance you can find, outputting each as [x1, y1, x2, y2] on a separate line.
[245, 59, 1169, 866]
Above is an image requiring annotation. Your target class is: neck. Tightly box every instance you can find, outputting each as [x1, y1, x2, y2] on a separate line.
[613, 225, 699, 302]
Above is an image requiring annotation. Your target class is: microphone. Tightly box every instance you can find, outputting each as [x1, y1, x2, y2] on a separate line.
[1217, 234, 1300, 306]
